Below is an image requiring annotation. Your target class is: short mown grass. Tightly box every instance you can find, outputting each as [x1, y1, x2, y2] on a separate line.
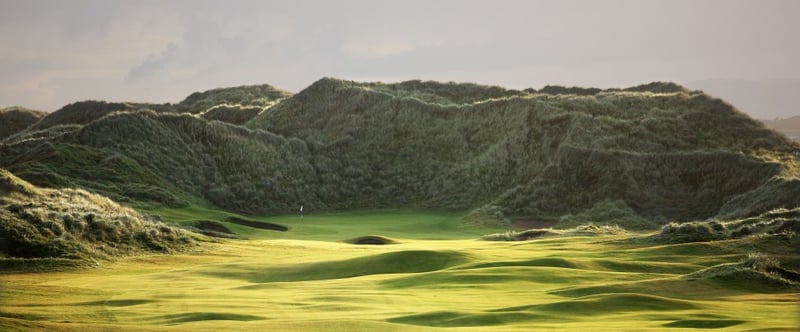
[1, 210, 798, 331]
[151, 206, 508, 241]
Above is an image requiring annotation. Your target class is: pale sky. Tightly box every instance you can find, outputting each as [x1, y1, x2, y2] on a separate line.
[1, 0, 798, 116]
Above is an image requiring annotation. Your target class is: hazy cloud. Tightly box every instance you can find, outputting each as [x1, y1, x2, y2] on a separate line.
[127, 43, 180, 83]
[1, 0, 798, 114]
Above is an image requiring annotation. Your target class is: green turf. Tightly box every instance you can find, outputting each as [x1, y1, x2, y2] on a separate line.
[1, 209, 798, 331]
[151, 206, 510, 241]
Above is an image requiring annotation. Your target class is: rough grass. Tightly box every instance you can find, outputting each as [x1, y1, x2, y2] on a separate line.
[27, 101, 135, 131]
[200, 104, 265, 125]
[0, 106, 47, 140]
[3, 78, 798, 227]
[0, 169, 196, 268]
[176, 84, 292, 113]
[650, 207, 800, 244]
[482, 224, 627, 241]
[1, 210, 796, 331]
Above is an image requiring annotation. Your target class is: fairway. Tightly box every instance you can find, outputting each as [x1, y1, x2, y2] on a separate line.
[1, 211, 798, 331]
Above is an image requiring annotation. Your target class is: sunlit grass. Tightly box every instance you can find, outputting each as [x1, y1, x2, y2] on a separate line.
[151, 206, 510, 241]
[1, 210, 798, 331]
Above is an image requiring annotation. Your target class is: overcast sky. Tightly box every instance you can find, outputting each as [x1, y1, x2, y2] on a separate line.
[1, 0, 798, 116]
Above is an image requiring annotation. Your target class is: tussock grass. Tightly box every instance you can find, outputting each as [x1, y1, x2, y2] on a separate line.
[200, 104, 265, 125]
[0, 169, 195, 267]
[28, 101, 135, 131]
[684, 261, 800, 289]
[557, 200, 653, 230]
[2, 78, 798, 228]
[176, 84, 292, 113]
[0, 106, 46, 140]
[247, 77, 799, 224]
[483, 224, 627, 241]
[651, 207, 800, 243]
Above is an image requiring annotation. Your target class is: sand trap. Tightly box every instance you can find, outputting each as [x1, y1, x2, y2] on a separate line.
[226, 216, 288, 231]
[193, 220, 234, 234]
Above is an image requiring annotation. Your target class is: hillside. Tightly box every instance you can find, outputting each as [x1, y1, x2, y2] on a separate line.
[0, 106, 47, 139]
[687, 78, 800, 119]
[175, 83, 293, 113]
[0, 169, 194, 268]
[20, 84, 293, 135]
[248, 78, 800, 226]
[2, 78, 799, 229]
[200, 104, 265, 125]
[760, 116, 800, 142]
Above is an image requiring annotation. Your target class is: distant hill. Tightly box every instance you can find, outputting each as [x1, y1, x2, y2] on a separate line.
[175, 84, 293, 113]
[200, 104, 265, 125]
[760, 116, 800, 142]
[28, 101, 140, 131]
[22, 84, 293, 134]
[248, 78, 799, 226]
[1, 78, 799, 229]
[0, 106, 46, 140]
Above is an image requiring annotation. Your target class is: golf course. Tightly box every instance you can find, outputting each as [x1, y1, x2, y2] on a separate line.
[2, 78, 800, 330]
[2, 208, 798, 331]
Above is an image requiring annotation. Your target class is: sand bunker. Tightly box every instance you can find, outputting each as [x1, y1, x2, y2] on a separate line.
[226, 217, 288, 231]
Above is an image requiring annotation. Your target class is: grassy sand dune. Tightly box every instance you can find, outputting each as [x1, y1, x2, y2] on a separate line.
[1, 211, 797, 331]
[5, 79, 799, 229]
[0, 170, 196, 269]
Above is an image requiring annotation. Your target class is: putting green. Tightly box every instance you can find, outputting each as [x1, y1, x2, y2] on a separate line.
[1, 210, 798, 331]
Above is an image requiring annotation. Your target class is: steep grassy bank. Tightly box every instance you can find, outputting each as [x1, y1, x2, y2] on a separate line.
[0, 169, 196, 271]
[2, 79, 799, 229]
[249, 78, 800, 225]
[0, 107, 46, 140]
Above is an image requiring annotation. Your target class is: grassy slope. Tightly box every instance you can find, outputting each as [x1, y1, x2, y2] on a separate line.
[0, 169, 196, 268]
[0, 107, 47, 140]
[248, 78, 800, 225]
[175, 84, 293, 113]
[27, 101, 140, 131]
[3, 79, 799, 230]
[1, 210, 797, 331]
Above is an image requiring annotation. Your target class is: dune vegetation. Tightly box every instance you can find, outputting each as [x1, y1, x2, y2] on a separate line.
[0, 78, 799, 330]
[2, 79, 799, 229]
[0, 169, 196, 271]
[174, 83, 293, 114]
[0, 107, 47, 140]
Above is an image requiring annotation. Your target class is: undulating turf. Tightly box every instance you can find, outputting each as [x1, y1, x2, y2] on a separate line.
[1, 210, 798, 331]
[150, 206, 509, 240]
